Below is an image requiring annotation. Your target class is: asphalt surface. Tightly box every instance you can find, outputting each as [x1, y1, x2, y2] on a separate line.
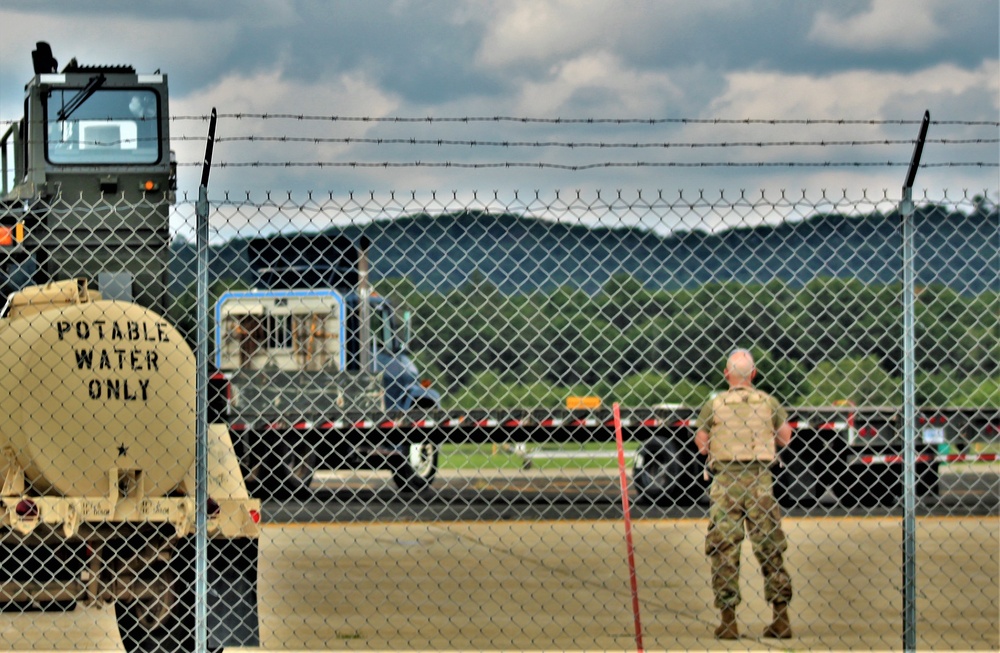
[263, 466, 1000, 523]
[12, 466, 1000, 652]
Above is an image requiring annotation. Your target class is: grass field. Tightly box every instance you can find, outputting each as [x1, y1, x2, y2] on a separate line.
[439, 442, 638, 470]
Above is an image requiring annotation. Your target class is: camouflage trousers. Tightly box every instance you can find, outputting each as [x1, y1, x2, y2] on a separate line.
[705, 461, 793, 609]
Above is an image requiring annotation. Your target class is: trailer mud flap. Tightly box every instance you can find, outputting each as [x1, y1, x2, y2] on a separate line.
[208, 537, 260, 647]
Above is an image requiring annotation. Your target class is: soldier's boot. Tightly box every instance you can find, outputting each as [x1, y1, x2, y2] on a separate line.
[763, 602, 792, 639]
[714, 607, 739, 639]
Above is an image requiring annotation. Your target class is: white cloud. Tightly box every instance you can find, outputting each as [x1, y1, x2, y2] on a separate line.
[512, 52, 684, 116]
[473, 0, 615, 69]
[808, 0, 946, 51]
[169, 68, 400, 198]
[688, 60, 999, 192]
[706, 61, 999, 123]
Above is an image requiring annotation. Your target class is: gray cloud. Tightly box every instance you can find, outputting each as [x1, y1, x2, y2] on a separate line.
[1, 0, 996, 200]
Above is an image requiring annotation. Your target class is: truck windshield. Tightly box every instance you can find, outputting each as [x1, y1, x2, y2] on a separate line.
[45, 88, 160, 164]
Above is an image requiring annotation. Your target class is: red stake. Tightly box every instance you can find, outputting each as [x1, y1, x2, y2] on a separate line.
[614, 402, 644, 652]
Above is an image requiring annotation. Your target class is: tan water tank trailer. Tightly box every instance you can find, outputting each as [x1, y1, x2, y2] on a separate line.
[0, 279, 194, 497]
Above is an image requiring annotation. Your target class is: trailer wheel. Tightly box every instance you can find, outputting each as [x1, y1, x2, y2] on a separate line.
[38, 599, 76, 612]
[831, 459, 856, 507]
[774, 430, 820, 509]
[837, 463, 899, 508]
[115, 598, 194, 653]
[632, 437, 693, 506]
[245, 433, 317, 500]
[917, 461, 941, 501]
[392, 442, 439, 492]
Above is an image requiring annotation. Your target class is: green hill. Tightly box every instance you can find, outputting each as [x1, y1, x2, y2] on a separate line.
[171, 204, 998, 296]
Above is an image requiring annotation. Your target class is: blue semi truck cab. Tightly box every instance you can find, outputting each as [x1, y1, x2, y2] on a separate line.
[215, 234, 441, 498]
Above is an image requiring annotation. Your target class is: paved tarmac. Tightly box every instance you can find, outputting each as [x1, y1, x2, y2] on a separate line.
[13, 514, 1000, 652]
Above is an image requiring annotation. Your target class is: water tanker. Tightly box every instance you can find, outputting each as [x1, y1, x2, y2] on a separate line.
[1, 281, 194, 498]
[0, 279, 260, 652]
[0, 42, 260, 651]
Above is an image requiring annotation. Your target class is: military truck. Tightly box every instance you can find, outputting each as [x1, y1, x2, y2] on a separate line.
[0, 43, 259, 652]
[217, 233, 442, 499]
[1, 41, 173, 314]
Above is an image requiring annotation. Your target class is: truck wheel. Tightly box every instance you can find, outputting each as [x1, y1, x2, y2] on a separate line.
[834, 462, 861, 507]
[38, 599, 76, 612]
[246, 435, 317, 500]
[115, 599, 194, 653]
[839, 464, 899, 508]
[774, 430, 820, 509]
[114, 557, 194, 653]
[917, 461, 941, 501]
[391, 442, 438, 492]
[114, 538, 222, 653]
[115, 599, 222, 653]
[632, 437, 691, 506]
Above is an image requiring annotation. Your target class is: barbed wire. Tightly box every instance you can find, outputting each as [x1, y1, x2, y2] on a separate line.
[196, 136, 999, 149]
[3, 115, 998, 128]
[180, 161, 997, 170]
[57, 135, 1000, 148]
[2, 113, 995, 173]
[174, 114, 1000, 127]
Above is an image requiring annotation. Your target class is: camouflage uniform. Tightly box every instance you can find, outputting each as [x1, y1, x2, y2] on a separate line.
[699, 388, 793, 609]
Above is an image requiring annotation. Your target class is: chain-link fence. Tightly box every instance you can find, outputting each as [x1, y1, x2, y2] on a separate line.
[0, 188, 997, 651]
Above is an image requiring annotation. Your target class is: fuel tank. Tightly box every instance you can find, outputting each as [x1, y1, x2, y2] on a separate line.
[0, 280, 194, 497]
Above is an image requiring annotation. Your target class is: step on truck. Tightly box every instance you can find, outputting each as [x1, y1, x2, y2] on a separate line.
[0, 42, 260, 651]
[217, 233, 442, 499]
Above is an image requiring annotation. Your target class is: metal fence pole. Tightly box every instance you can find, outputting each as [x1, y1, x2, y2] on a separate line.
[900, 110, 929, 653]
[194, 108, 218, 653]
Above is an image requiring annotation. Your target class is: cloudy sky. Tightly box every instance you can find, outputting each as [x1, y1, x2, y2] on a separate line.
[1, 0, 997, 204]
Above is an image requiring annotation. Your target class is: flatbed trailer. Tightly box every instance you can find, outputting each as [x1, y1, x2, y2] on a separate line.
[236, 405, 998, 507]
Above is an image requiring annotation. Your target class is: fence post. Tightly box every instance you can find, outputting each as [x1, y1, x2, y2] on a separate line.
[194, 108, 218, 653]
[900, 110, 929, 653]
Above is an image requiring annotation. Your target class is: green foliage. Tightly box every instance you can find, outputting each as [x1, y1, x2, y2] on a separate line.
[168, 278, 250, 352]
[800, 357, 901, 407]
[963, 376, 1000, 407]
[608, 372, 713, 408]
[403, 275, 996, 409]
[173, 270, 997, 409]
[445, 371, 609, 410]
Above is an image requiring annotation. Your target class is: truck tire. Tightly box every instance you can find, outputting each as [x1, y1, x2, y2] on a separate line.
[774, 430, 821, 509]
[0, 540, 85, 613]
[38, 599, 77, 612]
[245, 432, 317, 500]
[115, 599, 200, 653]
[391, 442, 439, 492]
[632, 437, 694, 506]
[833, 461, 860, 507]
[115, 592, 223, 653]
[114, 536, 232, 653]
[113, 537, 220, 653]
[837, 463, 899, 508]
[917, 461, 941, 501]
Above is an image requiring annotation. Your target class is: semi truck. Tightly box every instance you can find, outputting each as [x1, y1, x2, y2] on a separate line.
[216, 233, 443, 499]
[0, 43, 259, 652]
[218, 232, 997, 508]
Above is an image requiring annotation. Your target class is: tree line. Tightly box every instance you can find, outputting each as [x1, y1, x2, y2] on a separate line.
[381, 274, 999, 410]
[169, 273, 997, 411]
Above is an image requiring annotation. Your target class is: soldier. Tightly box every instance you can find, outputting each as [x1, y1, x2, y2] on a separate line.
[695, 348, 794, 639]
